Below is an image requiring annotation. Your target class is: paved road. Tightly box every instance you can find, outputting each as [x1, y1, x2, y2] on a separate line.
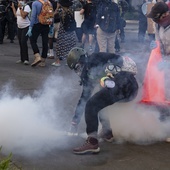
[1, 21, 170, 170]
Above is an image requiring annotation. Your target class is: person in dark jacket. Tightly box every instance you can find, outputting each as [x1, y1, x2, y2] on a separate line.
[0, 0, 17, 44]
[67, 47, 138, 154]
[95, 0, 120, 53]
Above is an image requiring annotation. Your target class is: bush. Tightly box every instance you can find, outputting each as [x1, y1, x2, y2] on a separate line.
[0, 146, 12, 170]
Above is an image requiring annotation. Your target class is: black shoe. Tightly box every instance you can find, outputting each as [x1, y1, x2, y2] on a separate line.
[0, 41, 3, 44]
[10, 40, 14, 43]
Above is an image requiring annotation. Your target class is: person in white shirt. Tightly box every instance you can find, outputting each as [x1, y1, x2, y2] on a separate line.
[12, 0, 31, 65]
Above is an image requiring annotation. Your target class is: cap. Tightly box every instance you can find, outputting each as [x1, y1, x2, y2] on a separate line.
[147, 2, 169, 19]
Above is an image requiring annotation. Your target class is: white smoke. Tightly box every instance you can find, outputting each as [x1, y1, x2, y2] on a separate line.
[102, 96, 170, 144]
[0, 74, 80, 157]
[1, 66, 170, 158]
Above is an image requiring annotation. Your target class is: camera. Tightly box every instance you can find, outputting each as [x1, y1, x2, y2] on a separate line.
[8, 0, 18, 7]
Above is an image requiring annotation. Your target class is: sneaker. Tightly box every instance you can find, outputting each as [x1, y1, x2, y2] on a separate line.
[67, 123, 78, 136]
[51, 62, 61, 67]
[98, 129, 114, 142]
[47, 55, 54, 59]
[24, 60, 29, 65]
[73, 137, 100, 154]
[16, 60, 22, 64]
[89, 46, 93, 52]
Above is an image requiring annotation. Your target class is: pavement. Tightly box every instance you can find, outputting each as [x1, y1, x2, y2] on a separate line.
[1, 21, 170, 170]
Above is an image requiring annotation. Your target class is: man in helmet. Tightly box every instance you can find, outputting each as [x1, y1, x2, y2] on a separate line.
[67, 47, 138, 154]
[67, 47, 122, 138]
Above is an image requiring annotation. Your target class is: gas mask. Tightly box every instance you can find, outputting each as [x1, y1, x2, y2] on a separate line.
[18, 1, 25, 6]
[74, 63, 84, 77]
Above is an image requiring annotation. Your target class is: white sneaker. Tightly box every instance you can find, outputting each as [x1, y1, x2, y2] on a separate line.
[24, 60, 29, 65]
[51, 62, 61, 67]
[16, 60, 22, 64]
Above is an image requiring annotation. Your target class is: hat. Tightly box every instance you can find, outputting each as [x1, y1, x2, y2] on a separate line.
[59, 0, 73, 7]
[147, 2, 169, 19]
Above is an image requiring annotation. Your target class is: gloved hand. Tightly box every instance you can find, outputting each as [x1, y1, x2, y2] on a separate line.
[49, 25, 54, 37]
[26, 27, 32, 37]
[150, 40, 157, 50]
[100, 77, 115, 88]
[157, 60, 170, 71]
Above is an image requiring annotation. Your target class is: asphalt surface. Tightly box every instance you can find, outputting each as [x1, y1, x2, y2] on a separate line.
[1, 21, 170, 170]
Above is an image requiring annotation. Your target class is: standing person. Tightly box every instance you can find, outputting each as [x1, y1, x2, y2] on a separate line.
[141, 2, 170, 141]
[47, 0, 60, 59]
[0, 0, 17, 44]
[138, 0, 148, 43]
[66, 47, 138, 154]
[118, 0, 129, 42]
[26, 0, 54, 67]
[95, 0, 120, 53]
[146, 0, 156, 42]
[0, 1, 6, 44]
[11, 0, 31, 65]
[80, 0, 96, 52]
[51, 0, 77, 67]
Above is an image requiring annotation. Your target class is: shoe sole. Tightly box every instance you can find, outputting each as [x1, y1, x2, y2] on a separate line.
[73, 147, 100, 155]
[47, 56, 54, 59]
[31, 60, 41, 67]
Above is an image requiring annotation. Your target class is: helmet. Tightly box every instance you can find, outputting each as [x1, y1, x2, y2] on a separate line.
[67, 47, 87, 70]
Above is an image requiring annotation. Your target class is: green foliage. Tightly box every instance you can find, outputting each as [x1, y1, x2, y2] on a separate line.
[0, 147, 12, 170]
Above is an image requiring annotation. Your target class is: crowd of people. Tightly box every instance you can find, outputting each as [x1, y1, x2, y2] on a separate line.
[0, 0, 128, 66]
[1, 0, 170, 155]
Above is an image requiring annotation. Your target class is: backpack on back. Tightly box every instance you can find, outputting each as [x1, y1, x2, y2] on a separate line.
[38, 0, 54, 25]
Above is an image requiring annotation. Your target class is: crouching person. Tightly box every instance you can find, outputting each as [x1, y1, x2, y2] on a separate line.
[71, 55, 138, 154]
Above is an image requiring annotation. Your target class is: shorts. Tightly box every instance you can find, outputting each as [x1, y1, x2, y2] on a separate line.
[48, 22, 60, 38]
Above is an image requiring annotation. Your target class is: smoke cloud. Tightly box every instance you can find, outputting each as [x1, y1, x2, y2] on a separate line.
[102, 96, 170, 145]
[0, 74, 80, 157]
[1, 61, 170, 158]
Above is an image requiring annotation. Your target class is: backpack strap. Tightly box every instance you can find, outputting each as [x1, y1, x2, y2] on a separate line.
[39, 0, 50, 5]
[39, 0, 44, 4]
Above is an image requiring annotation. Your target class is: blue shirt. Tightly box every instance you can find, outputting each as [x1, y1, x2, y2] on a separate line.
[30, 0, 52, 27]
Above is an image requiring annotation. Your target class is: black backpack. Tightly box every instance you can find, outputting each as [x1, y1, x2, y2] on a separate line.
[62, 9, 76, 32]
[97, 2, 120, 33]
